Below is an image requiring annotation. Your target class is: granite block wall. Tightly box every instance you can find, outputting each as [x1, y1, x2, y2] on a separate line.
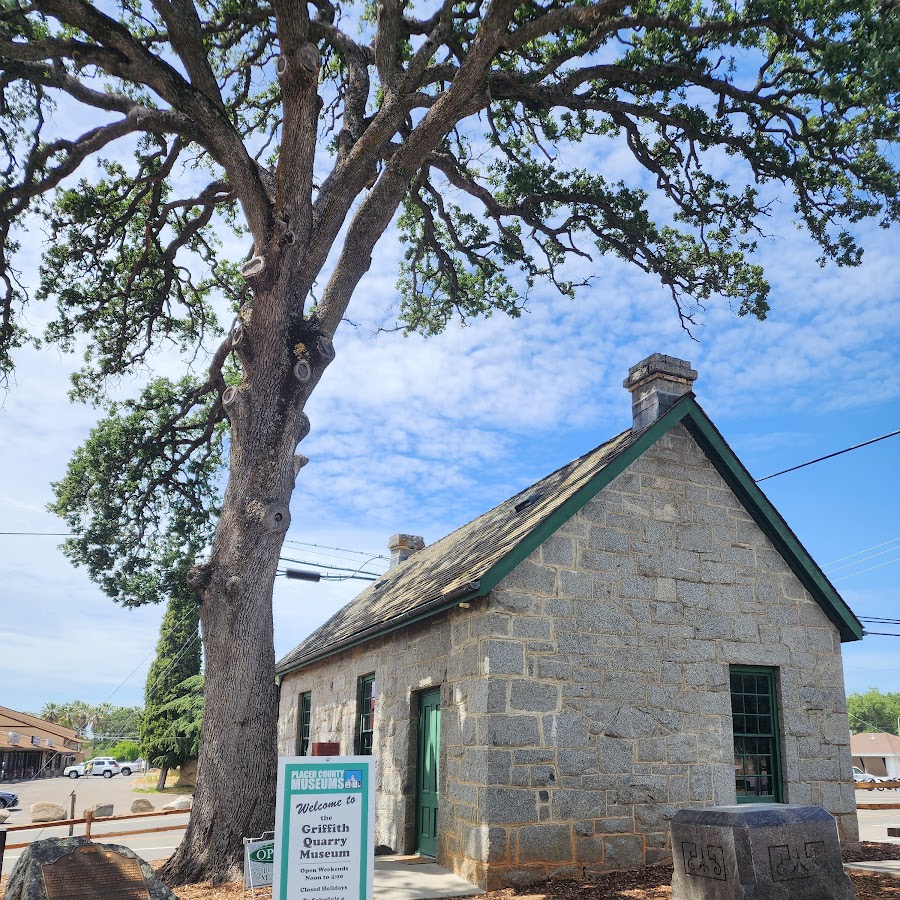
[277, 614, 452, 855]
[441, 423, 857, 888]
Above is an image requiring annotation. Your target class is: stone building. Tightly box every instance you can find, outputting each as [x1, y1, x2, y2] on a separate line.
[275, 354, 862, 889]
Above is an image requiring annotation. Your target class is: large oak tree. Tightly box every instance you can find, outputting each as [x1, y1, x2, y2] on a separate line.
[2, 0, 898, 884]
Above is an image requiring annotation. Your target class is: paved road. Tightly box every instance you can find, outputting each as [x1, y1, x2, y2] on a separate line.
[1, 773, 189, 872]
[855, 787, 900, 803]
[855, 787, 900, 845]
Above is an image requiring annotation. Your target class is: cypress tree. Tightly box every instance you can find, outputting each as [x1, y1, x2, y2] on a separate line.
[140, 577, 202, 790]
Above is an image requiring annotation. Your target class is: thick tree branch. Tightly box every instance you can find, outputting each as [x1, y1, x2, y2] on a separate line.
[29, 0, 274, 245]
[150, 0, 226, 108]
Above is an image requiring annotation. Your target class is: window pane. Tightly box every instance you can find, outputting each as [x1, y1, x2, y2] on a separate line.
[298, 692, 312, 756]
[730, 667, 781, 803]
[358, 676, 375, 756]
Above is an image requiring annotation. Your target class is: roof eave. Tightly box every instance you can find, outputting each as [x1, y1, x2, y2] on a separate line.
[275, 580, 486, 676]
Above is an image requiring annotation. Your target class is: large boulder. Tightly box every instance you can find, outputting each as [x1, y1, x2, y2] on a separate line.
[83, 802, 114, 819]
[0, 808, 11, 824]
[174, 759, 198, 787]
[161, 795, 193, 811]
[30, 802, 67, 824]
[131, 798, 155, 813]
[4, 837, 179, 900]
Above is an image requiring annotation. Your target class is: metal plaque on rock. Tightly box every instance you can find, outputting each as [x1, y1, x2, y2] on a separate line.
[41, 844, 151, 900]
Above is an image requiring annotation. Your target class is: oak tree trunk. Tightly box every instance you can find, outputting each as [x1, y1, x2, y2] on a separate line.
[160, 282, 308, 885]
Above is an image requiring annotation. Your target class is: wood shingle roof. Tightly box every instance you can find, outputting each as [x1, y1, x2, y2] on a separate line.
[276, 428, 636, 674]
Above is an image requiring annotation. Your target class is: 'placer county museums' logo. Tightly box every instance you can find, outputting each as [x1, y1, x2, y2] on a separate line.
[291, 768, 365, 791]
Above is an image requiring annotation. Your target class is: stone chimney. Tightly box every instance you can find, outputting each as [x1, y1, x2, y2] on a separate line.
[624, 354, 698, 431]
[387, 533, 425, 569]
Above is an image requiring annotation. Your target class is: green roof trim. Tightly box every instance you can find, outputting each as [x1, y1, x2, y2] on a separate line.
[475, 407, 682, 595]
[478, 395, 862, 642]
[679, 405, 862, 642]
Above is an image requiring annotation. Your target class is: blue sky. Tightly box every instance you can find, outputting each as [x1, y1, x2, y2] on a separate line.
[1, 203, 897, 719]
[0, 63, 898, 719]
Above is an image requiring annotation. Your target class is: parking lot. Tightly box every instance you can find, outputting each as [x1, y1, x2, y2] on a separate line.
[1, 772, 190, 871]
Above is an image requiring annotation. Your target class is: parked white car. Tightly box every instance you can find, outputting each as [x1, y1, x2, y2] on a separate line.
[118, 759, 145, 776]
[63, 757, 121, 779]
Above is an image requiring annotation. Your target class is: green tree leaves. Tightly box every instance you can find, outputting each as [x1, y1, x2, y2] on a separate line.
[49, 377, 225, 606]
[140, 586, 202, 771]
[847, 688, 900, 735]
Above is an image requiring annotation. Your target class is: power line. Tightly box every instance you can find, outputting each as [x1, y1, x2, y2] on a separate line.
[848, 711, 896, 733]
[833, 554, 900, 581]
[279, 568, 377, 582]
[825, 543, 900, 574]
[0, 531, 73, 536]
[823, 537, 900, 568]
[98, 605, 199, 707]
[756, 427, 900, 482]
[283, 539, 388, 560]
[103, 628, 203, 745]
[278, 555, 383, 578]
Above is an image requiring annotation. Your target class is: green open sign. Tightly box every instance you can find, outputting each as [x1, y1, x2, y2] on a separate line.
[249, 843, 275, 863]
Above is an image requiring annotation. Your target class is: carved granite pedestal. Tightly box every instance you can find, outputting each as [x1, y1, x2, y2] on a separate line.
[670, 804, 856, 900]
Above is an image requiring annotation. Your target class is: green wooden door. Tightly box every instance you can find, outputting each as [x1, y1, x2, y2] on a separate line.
[416, 688, 441, 856]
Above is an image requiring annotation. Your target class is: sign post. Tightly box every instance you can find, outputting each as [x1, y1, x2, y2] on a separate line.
[273, 756, 375, 900]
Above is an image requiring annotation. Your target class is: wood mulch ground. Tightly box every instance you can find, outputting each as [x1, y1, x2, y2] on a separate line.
[166, 842, 900, 900]
[2, 842, 898, 899]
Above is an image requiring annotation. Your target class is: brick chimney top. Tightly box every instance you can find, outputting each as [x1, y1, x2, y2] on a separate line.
[624, 354, 698, 431]
[387, 534, 425, 569]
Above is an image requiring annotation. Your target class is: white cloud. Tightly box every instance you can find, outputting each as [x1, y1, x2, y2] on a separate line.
[2, 86, 899, 712]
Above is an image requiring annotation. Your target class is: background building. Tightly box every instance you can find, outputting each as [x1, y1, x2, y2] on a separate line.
[0, 706, 85, 780]
[851, 732, 900, 779]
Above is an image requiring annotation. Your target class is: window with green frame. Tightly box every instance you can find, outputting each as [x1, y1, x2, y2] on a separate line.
[297, 692, 312, 756]
[730, 666, 783, 803]
[357, 675, 375, 756]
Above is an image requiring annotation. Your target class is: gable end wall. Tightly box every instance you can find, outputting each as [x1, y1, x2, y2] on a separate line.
[442, 423, 857, 889]
[278, 423, 857, 891]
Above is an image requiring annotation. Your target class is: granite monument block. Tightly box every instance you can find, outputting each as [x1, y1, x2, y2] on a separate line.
[670, 804, 855, 900]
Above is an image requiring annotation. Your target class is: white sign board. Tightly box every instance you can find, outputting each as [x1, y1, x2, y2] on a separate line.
[244, 836, 275, 888]
[273, 756, 375, 900]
